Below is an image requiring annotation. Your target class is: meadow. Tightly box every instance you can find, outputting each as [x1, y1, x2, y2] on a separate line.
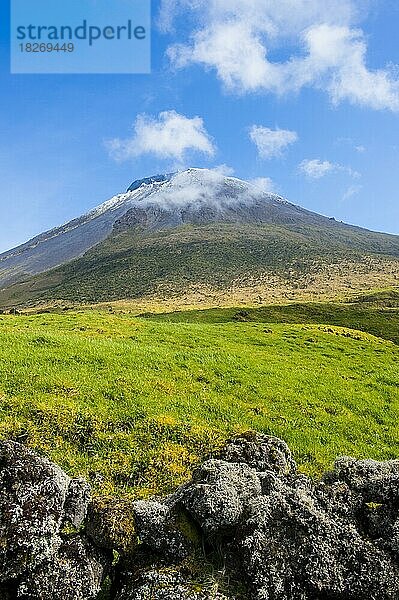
[0, 300, 398, 499]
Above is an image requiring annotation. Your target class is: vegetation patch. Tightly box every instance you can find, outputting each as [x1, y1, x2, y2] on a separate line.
[0, 304, 398, 498]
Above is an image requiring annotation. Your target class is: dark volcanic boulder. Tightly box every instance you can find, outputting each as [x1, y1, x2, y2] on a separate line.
[114, 568, 229, 600]
[17, 535, 109, 600]
[0, 440, 109, 598]
[0, 440, 89, 581]
[218, 432, 296, 476]
[3, 433, 399, 600]
[148, 434, 399, 600]
[324, 456, 399, 562]
[181, 459, 262, 535]
[131, 500, 200, 562]
[324, 455, 399, 504]
[238, 476, 399, 599]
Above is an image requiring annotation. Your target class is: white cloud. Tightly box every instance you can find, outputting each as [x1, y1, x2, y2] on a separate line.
[250, 177, 276, 193]
[345, 166, 361, 179]
[342, 184, 362, 201]
[134, 168, 268, 211]
[168, 21, 276, 92]
[249, 126, 298, 159]
[161, 1, 399, 111]
[211, 164, 235, 176]
[300, 159, 335, 179]
[159, 0, 356, 36]
[299, 158, 360, 179]
[303, 25, 399, 111]
[336, 138, 366, 153]
[106, 110, 216, 162]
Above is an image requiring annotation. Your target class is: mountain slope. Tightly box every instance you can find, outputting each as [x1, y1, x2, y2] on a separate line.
[0, 174, 172, 289]
[1, 168, 399, 308]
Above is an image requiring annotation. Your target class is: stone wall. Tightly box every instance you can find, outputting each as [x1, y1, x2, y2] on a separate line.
[1, 433, 399, 599]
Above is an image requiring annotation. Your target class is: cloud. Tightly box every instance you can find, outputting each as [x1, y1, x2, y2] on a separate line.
[250, 177, 276, 193]
[303, 24, 399, 111]
[161, 1, 399, 111]
[134, 168, 267, 212]
[249, 126, 298, 159]
[336, 138, 366, 153]
[299, 159, 335, 179]
[342, 184, 362, 201]
[345, 166, 361, 179]
[106, 110, 216, 162]
[159, 0, 356, 36]
[211, 164, 235, 176]
[299, 158, 360, 179]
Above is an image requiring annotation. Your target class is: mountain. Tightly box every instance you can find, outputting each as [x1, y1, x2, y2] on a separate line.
[1, 168, 399, 308]
[0, 173, 174, 290]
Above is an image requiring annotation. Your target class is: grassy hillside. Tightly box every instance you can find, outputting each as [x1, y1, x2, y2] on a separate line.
[141, 293, 399, 344]
[1, 223, 399, 309]
[0, 305, 398, 499]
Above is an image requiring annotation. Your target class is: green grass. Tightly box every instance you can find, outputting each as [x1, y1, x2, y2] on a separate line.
[141, 296, 399, 344]
[0, 303, 398, 499]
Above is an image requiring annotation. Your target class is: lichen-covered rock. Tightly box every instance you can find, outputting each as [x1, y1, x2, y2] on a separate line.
[219, 432, 296, 476]
[0, 582, 16, 599]
[181, 459, 261, 534]
[64, 478, 91, 528]
[0, 440, 71, 581]
[4, 434, 399, 600]
[324, 456, 399, 562]
[325, 456, 399, 504]
[114, 568, 229, 600]
[132, 500, 200, 562]
[0, 440, 108, 599]
[239, 473, 399, 599]
[17, 535, 110, 600]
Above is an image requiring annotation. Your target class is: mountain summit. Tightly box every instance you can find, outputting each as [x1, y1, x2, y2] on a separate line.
[0, 168, 331, 289]
[1, 168, 399, 307]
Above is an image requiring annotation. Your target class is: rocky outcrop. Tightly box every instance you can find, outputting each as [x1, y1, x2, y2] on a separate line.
[17, 536, 108, 600]
[114, 568, 230, 600]
[2, 433, 399, 599]
[0, 441, 110, 599]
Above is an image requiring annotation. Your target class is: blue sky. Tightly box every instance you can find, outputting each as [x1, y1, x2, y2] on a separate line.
[1, 0, 399, 253]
